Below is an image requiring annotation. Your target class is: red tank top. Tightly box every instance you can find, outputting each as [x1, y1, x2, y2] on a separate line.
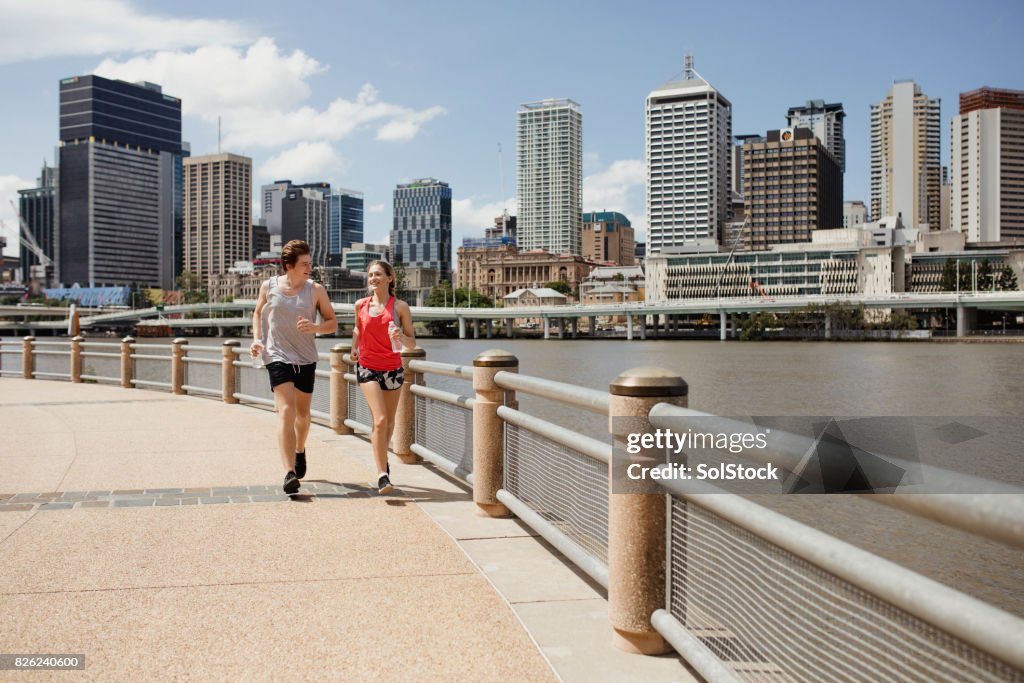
[357, 296, 402, 371]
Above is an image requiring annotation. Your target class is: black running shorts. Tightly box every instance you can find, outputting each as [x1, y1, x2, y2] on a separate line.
[267, 362, 317, 394]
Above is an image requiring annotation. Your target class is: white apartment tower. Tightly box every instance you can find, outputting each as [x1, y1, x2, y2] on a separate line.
[787, 100, 846, 172]
[646, 57, 732, 254]
[516, 98, 583, 256]
[870, 81, 941, 230]
[950, 87, 1024, 242]
[183, 153, 253, 286]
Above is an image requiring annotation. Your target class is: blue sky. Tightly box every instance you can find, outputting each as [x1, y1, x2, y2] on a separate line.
[2, 0, 1022, 257]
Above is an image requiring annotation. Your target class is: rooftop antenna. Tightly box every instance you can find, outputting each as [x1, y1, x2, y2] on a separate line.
[684, 52, 704, 82]
[498, 143, 508, 237]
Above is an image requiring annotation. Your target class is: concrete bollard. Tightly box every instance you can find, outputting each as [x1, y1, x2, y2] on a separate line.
[22, 336, 35, 379]
[330, 343, 353, 435]
[472, 349, 518, 517]
[608, 367, 689, 655]
[120, 336, 135, 388]
[71, 335, 84, 383]
[222, 340, 239, 404]
[171, 338, 187, 395]
[393, 347, 426, 464]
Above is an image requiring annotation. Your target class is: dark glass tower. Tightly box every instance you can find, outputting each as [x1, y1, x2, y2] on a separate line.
[392, 178, 451, 278]
[329, 189, 364, 266]
[57, 74, 182, 288]
[18, 164, 56, 286]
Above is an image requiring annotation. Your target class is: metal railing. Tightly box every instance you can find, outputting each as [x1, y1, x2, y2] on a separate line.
[4, 336, 1023, 682]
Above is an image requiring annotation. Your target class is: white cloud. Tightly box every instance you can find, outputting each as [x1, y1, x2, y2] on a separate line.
[583, 159, 647, 239]
[95, 42, 447, 151]
[258, 142, 345, 182]
[452, 196, 518, 246]
[0, 175, 37, 257]
[366, 204, 386, 213]
[0, 0, 253, 65]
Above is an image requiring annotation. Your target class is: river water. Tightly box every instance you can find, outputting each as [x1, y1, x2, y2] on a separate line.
[116, 336, 1024, 616]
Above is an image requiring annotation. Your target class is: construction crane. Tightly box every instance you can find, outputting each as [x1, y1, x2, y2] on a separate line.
[5, 199, 55, 292]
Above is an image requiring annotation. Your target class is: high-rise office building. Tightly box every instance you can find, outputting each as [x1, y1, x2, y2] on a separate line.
[281, 187, 328, 267]
[260, 180, 291, 236]
[392, 178, 452, 278]
[328, 188, 364, 266]
[517, 99, 583, 256]
[17, 163, 56, 285]
[581, 211, 635, 265]
[743, 128, 842, 251]
[950, 86, 1024, 242]
[786, 100, 846, 172]
[646, 57, 732, 254]
[870, 81, 941, 230]
[57, 74, 182, 288]
[183, 153, 252, 286]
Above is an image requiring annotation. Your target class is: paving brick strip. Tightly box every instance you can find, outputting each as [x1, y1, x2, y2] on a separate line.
[0, 482, 378, 512]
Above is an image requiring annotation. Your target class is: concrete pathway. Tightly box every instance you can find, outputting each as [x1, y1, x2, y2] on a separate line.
[0, 378, 698, 682]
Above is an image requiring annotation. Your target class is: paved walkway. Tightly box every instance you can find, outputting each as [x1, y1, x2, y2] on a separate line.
[0, 379, 698, 681]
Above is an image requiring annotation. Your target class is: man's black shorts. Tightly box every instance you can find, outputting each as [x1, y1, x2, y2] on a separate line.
[267, 362, 317, 394]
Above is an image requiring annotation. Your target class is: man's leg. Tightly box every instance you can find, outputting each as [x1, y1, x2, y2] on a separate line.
[273, 382, 300, 493]
[294, 388, 313, 477]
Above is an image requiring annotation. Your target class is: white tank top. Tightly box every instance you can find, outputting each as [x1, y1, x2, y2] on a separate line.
[263, 277, 319, 365]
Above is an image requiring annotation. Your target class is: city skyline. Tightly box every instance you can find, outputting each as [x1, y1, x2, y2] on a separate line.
[1, 0, 1022, 258]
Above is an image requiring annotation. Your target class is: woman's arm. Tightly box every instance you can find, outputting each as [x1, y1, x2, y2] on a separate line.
[395, 300, 416, 348]
[350, 298, 363, 362]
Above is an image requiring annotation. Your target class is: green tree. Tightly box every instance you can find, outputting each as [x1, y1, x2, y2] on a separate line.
[454, 287, 494, 309]
[939, 258, 957, 291]
[887, 309, 918, 332]
[176, 271, 207, 305]
[426, 281, 455, 308]
[393, 263, 411, 301]
[545, 279, 572, 297]
[977, 259, 994, 292]
[997, 264, 1018, 291]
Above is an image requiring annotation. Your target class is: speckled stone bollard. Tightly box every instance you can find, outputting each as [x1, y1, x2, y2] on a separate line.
[393, 347, 426, 463]
[473, 349, 518, 517]
[330, 343, 353, 435]
[71, 335, 84, 383]
[171, 338, 188, 395]
[22, 336, 34, 379]
[120, 336, 135, 388]
[608, 367, 688, 655]
[222, 340, 239, 404]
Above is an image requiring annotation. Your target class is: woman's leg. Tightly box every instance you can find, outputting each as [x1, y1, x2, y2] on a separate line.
[382, 386, 403, 449]
[273, 382, 298, 473]
[359, 380, 390, 475]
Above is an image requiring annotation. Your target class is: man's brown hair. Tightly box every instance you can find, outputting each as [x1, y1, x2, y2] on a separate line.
[281, 240, 311, 271]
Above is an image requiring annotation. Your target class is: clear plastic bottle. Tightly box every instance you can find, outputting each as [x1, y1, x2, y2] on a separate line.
[388, 321, 402, 352]
[252, 342, 265, 369]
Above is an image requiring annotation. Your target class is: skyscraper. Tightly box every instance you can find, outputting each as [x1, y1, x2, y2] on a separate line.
[57, 74, 182, 288]
[786, 100, 846, 172]
[392, 178, 452, 278]
[646, 57, 732, 254]
[870, 81, 941, 230]
[743, 128, 842, 251]
[581, 211, 635, 265]
[183, 153, 252, 286]
[17, 163, 56, 285]
[517, 99, 583, 256]
[950, 86, 1024, 242]
[328, 188, 364, 266]
[281, 187, 328, 268]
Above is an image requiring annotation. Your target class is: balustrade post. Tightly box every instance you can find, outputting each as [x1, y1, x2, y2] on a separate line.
[330, 343, 353, 435]
[120, 336, 135, 388]
[71, 335, 84, 383]
[171, 337, 188, 395]
[22, 336, 35, 379]
[608, 367, 688, 655]
[393, 347, 426, 463]
[221, 340, 239, 404]
[472, 349, 518, 517]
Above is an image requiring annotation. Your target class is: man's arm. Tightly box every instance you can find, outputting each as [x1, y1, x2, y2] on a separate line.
[313, 284, 338, 335]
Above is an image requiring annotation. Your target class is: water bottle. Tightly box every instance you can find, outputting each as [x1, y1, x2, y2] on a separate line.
[388, 321, 402, 352]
